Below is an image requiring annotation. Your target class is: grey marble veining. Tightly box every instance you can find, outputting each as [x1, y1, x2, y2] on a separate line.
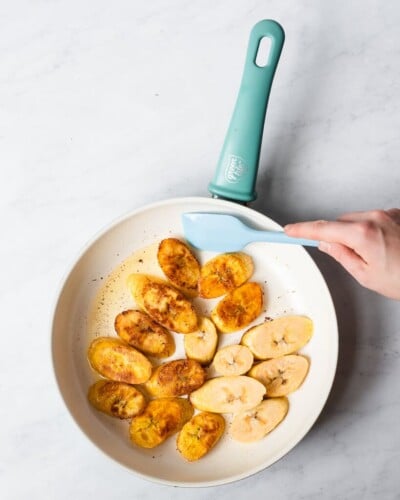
[1, 1, 400, 499]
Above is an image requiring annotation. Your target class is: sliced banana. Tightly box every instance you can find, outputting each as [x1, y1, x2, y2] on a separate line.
[184, 317, 218, 364]
[241, 315, 313, 359]
[230, 397, 288, 442]
[248, 355, 309, 397]
[189, 375, 266, 414]
[199, 252, 254, 299]
[212, 344, 254, 376]
[211, 282, 263, 333]
[157, 238, 200, 297]
[127, 273, 198, 333]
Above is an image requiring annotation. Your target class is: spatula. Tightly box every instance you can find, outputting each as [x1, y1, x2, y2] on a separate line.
[182, 213, 319, 252]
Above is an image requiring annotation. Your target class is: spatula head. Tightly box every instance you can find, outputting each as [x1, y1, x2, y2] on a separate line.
[182, 213, 251, 252]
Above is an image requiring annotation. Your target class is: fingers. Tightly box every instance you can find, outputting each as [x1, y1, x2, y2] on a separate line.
[284, 220, 363, 249]
[337, 211, 376, 221]
[337, 209, 391, 223]
[318, 241, 368, 282]
[386, 208, 400, 224]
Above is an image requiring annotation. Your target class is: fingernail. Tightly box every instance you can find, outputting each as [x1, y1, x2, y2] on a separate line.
[284, 224, 293, 231]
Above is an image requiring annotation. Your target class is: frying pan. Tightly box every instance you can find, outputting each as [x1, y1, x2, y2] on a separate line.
[52, 20, 338, 487]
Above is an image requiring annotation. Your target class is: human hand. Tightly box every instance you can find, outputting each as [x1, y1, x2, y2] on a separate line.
[284, 209, 400, 300]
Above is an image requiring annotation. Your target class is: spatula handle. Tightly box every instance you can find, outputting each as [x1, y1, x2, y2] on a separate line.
[249, 229, 319, 247]
[209, 20, 284, 202]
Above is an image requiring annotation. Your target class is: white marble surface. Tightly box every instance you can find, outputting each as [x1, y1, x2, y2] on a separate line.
[1, 0, 400, 498]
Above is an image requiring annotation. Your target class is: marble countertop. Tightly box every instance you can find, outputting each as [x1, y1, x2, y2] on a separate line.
[2, 1, 400, 498]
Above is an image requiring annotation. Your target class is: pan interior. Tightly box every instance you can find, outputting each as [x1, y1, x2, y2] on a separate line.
[52, 197, 337, 487]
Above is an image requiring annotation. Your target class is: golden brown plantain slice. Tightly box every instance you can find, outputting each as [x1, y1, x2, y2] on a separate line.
[127, 274, 198, 333]
[198, 252, 254, 298]
[88, 380, 146, 419]
[230, 397, 288, 442]
[145, 358, 206, 398]
[129, 397, 194, 449]
[184, 317, 218, 365]
[248, 355, 309, 397]
[115, 309, 175, 358]
[87, 337, 153, 384]
[177, 412, 225, 461]
[241, 315, 313, 359]
[157, 238, 200, 297]
[211, 282, 263, 333]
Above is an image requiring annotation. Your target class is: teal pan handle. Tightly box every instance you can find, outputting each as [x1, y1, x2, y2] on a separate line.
[209, 20, 285, 202]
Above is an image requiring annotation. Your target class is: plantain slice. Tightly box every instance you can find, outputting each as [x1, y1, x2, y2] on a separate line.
[211, 282, 263, 333]
[127, 274, 198, 333]
[248, 355, 309, 397]
[177, 412, 225, 461]
[184, 316, 218, 365]
[241, 315, 313, 359]
[129, 397, 194, 449]
[115, 309, 175, 358]
[157, 238, 200, 297]
[212, 344, 254, 376]
[230, 397, 288, 442]
[145, 358, 207, 398]
[88, 380, 146, 419]
[198, 252, 254, 298]
[189, 376, 266, 414]
[87, 337, 153, 384]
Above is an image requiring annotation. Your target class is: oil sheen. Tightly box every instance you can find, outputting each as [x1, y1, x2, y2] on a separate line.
[87, 242, 163, 342]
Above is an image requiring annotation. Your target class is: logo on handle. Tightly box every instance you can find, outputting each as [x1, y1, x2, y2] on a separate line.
[224, 155, 248, 184]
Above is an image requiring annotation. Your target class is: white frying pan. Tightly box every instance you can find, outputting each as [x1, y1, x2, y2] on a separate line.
[52, 21, 338, 487]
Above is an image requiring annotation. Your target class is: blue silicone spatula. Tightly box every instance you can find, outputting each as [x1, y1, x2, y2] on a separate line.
[182, 213, 319, 252]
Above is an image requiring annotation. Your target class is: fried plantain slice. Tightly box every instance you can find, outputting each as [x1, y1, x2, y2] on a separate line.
[199, 252, 254, 298]
[177, 412, 225, 461]
[211, 282, 263, 333]
[115, 309, 175, 358]
[129, 397, 194, 449]
[157, 238, 200, 297]
[145, 358, 206, 398]
[87, 337, 152, 384]
[128, 274, 198, 333]
[88, 380, 146, 419]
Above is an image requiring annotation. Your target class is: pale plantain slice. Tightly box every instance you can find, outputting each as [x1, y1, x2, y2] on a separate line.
[157, 238, 200, 297]
[88, 380, 146, 419]
[248, 355, 309, 397]
[198, 252, 254, 298]
[184, 317, 218, 365]
[189, 375, 266, 414]
[241, 315, 313, 359]
[115, 309, 175, 359]
[212, 344, 254, 376]
[177, 412, 225, 461]
[211, 282, 263, 333]
[230, 397, 288, 442]
[145, 358, 206, 398]
[129, 397, 194, 449]
[87, 337, 152, 384]
[127, 273, 198, 333]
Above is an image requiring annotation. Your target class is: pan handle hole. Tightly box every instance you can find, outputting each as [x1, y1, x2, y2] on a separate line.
[255, 37, 272, 67]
